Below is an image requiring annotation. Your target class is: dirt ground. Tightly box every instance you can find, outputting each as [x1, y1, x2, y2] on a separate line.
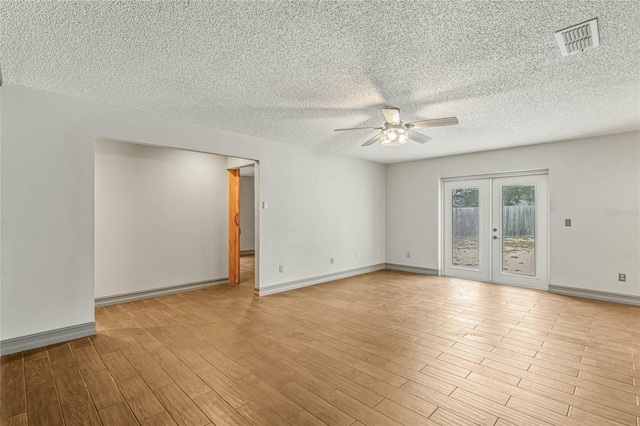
[453, 237, 535, 275]
[452, 237, 479, 268]
[501, 237, 535, 275]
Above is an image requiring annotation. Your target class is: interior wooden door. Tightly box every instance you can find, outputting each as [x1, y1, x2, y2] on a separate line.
[228, 169, 240, 284]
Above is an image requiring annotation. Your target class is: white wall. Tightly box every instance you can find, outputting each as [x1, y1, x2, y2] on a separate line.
[95, 140, 228, 299]
[240, 175, 255, 251]
[386, 132, 640, 296]
[0, 87, 3, 351]
[0, 84, 385, 341]
[227, 157, 255, 169]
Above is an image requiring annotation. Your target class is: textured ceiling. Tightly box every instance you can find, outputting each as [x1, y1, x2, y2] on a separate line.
[1, 1, 639, 164]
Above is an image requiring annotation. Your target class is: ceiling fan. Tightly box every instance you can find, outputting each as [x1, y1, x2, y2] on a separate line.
[335, 107, 459, 147]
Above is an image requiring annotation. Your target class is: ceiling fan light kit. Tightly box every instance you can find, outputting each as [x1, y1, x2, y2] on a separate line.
[381, 125, 408, 146]
[335, 107, 459, 147]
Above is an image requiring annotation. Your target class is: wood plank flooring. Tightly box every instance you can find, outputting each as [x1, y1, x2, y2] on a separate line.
[2, 255, 640, 425]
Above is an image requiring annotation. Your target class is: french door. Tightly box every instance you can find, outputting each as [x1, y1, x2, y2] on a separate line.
[443, 174, 548, 290]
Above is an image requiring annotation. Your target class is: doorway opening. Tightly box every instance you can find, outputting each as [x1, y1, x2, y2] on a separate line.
[228, 163, 256, 286]
[442, 171, 549, 290]
[94, 137, 259, 306]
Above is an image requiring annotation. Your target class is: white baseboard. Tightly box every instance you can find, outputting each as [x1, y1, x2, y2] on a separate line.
[1, 322, 96, 356]
[257, 264, 386, 296]
[95, 277, 228, 307]
[385, 263, 440, 275]
[549, 285, 640, 306]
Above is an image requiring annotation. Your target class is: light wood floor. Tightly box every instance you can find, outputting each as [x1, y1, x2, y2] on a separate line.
[2, 256, 640, 426]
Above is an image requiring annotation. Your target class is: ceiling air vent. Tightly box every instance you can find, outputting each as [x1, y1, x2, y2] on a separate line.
[554, 18, 600, 57]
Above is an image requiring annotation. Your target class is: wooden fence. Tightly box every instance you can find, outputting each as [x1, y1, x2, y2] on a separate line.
[453, 206, 535, 238]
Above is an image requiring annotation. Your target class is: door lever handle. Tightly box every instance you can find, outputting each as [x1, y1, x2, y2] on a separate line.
[493, 235, 500, 240]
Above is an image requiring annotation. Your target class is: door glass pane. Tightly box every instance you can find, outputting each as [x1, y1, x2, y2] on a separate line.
[502, 185, 535, 276]
[452, 188, 479, 268]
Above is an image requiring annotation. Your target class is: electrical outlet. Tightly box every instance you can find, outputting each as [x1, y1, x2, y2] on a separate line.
[357, 253, 361, 260]
[279, 265, 283, 273]
[619, 273, 626, 282]
[565, 219, 571, 227]
[406, 252, 411, 259]
[330, 258, 334, 264]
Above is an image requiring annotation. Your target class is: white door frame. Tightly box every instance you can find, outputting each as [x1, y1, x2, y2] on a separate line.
[440, 169, 550, 290]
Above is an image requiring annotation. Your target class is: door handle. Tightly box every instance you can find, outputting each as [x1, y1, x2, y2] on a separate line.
[234, 213, 239, 227]
[493, 235, 500, 240]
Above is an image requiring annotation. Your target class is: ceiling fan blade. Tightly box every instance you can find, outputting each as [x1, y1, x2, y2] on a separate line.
[382, 108, 400, 124]
[362, 132, 384, 146]
[407, 130, 433, 144]
[335, 126, 383, 132]
[406, 116, 459, 128]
